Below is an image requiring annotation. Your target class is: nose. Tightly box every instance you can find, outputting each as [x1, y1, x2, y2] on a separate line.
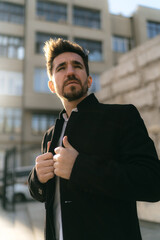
[66, 64, 75, 75]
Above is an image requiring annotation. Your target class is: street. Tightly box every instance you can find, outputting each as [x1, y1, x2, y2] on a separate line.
[0, 200, 160, 240]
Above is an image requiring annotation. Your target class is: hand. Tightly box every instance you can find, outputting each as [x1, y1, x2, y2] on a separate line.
[53, 136, 79, 179]
[35, 141, 54, 183]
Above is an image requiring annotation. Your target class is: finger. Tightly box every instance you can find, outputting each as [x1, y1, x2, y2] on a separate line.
[38, 166, 54, 174]
[47, 141, 51, 152]
[36, 159, 54, 167]
[37, 152, 53, 162]
[54, 146, 63, 154]
[63, 136, 72, 149]
[53, 154, 60, 162]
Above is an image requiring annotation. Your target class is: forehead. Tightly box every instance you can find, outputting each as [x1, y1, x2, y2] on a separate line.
[53, 52, 84, 67]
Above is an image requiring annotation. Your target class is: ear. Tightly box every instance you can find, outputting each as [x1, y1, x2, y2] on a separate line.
[48, 80, 55, 93]
[87, 76, 92, 88]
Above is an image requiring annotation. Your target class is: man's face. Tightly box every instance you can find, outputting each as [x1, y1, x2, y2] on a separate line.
[48, 52, 92, 102]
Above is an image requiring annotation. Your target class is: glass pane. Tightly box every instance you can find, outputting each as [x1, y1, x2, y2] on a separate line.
[40, 115, 47, 132]
[0, 2, 24, 24]
[36, 1, 67, 23]
[17, 46, 24, 59]
[73, 7, 100, 29]
[32, 115, 39, 134]
[32, 113, 58, 134]
[36, 33, 67, 54]
[75, 38, 102, 61]
[34, 68, 50, 93]
[89, 74, 100, 93]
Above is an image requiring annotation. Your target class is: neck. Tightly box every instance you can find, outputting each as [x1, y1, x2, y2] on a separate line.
[61, 95, 87, 117]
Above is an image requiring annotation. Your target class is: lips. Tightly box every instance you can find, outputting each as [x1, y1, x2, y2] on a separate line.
[65, 80, 80, 86]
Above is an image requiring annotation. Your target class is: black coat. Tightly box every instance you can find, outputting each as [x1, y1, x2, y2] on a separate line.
[28, 94, 160, 240]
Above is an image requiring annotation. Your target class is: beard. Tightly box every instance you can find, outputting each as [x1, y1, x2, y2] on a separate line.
[62, 75, 88, 102]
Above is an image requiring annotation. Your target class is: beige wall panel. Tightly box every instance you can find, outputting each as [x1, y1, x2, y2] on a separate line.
[73, 0, 107, 10]
[0, 135, 22, 145]
[0, 22, 24, 37]
[72, 27, 104, 40]
[24, 94, 62, 110]
[111, 15, 132, 37]
[34, 21, 71, 36]
[33, 55, 46, 68]
[89, 62, 110, 74]
[0, 59, 23, 72]
[0, 96, 22, 107]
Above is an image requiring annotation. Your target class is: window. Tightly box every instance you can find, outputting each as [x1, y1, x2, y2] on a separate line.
[34, 68, 50, 93]
[36, 32, 67, 54]
[0, 34, 24, 59]
[0, 2, 25, 24]
[112, 35, 133, 53]
[0, 70, 23, 96]
[0, 108, 22, 134]
[73, 6, 100, 29]
[147, 21, 160, 39]
[89, 74, 101, 93]
[75, 38, 102, 61]
[36, 1, 67, 23]
[32, 113, 58, 135]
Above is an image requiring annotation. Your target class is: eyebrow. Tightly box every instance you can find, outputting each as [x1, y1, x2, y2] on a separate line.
[55, 60, 84, 72]
[55, 62, 66, 72]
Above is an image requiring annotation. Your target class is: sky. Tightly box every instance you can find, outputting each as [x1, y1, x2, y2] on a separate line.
[108, 0, 160, 16]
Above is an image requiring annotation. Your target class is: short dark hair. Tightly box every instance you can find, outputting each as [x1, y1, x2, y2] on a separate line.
[43, 38, 89, 80]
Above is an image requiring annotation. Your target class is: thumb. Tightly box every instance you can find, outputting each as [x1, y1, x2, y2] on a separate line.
[63, 136, 72, 149]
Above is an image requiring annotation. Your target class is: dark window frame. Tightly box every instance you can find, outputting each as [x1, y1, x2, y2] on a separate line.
[73, 6, 101, 29]
[112, 35, 133, 53]
[0, 107, 22, 134]
[74, 38, 103, 62]
[0, 34, 24, 59]
[147, 20, 160, 39]
[31, 113, 58, 135]
[36, 0, 67, 23]
[0, 2, 25, 24]
[35, 32, 67, 54]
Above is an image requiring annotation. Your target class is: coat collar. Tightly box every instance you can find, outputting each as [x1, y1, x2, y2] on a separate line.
[59, 93, 99, 119]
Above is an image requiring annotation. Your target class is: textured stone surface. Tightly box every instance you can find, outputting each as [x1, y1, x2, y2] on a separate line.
[123, 83, 155, 108]
[96, 85, 112, 101]
[100, 67, 116, 86]
[143, 63, 160, 82]
[112, 74, 140, 94]
[98, 36, 160, 160]
[116, 58, 136, 78]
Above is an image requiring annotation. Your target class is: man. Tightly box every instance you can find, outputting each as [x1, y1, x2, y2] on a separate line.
[28, 38, 160, 240]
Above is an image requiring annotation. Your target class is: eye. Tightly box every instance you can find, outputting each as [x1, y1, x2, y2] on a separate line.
[57, 66, 65, 72]
[74, 65, 82, 69]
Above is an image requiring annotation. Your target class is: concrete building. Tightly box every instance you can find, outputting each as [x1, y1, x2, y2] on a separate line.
[0, 0, 160, 168]
[0, 0, 110, 168]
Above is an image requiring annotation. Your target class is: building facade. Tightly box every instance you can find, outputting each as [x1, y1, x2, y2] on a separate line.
[0, 0, 160, 168]
[0, 0, 111, 167]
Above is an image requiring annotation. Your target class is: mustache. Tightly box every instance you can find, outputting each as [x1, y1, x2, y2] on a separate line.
[64, 75, 81, 87]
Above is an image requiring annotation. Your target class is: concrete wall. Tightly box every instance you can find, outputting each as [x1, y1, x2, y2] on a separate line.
[97, 35, 160, 223]
[97, 35, 160, 156]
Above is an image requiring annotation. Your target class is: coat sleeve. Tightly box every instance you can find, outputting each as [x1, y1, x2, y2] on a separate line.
[28, 132, 48, 202]
[69, 105, 160, 202]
